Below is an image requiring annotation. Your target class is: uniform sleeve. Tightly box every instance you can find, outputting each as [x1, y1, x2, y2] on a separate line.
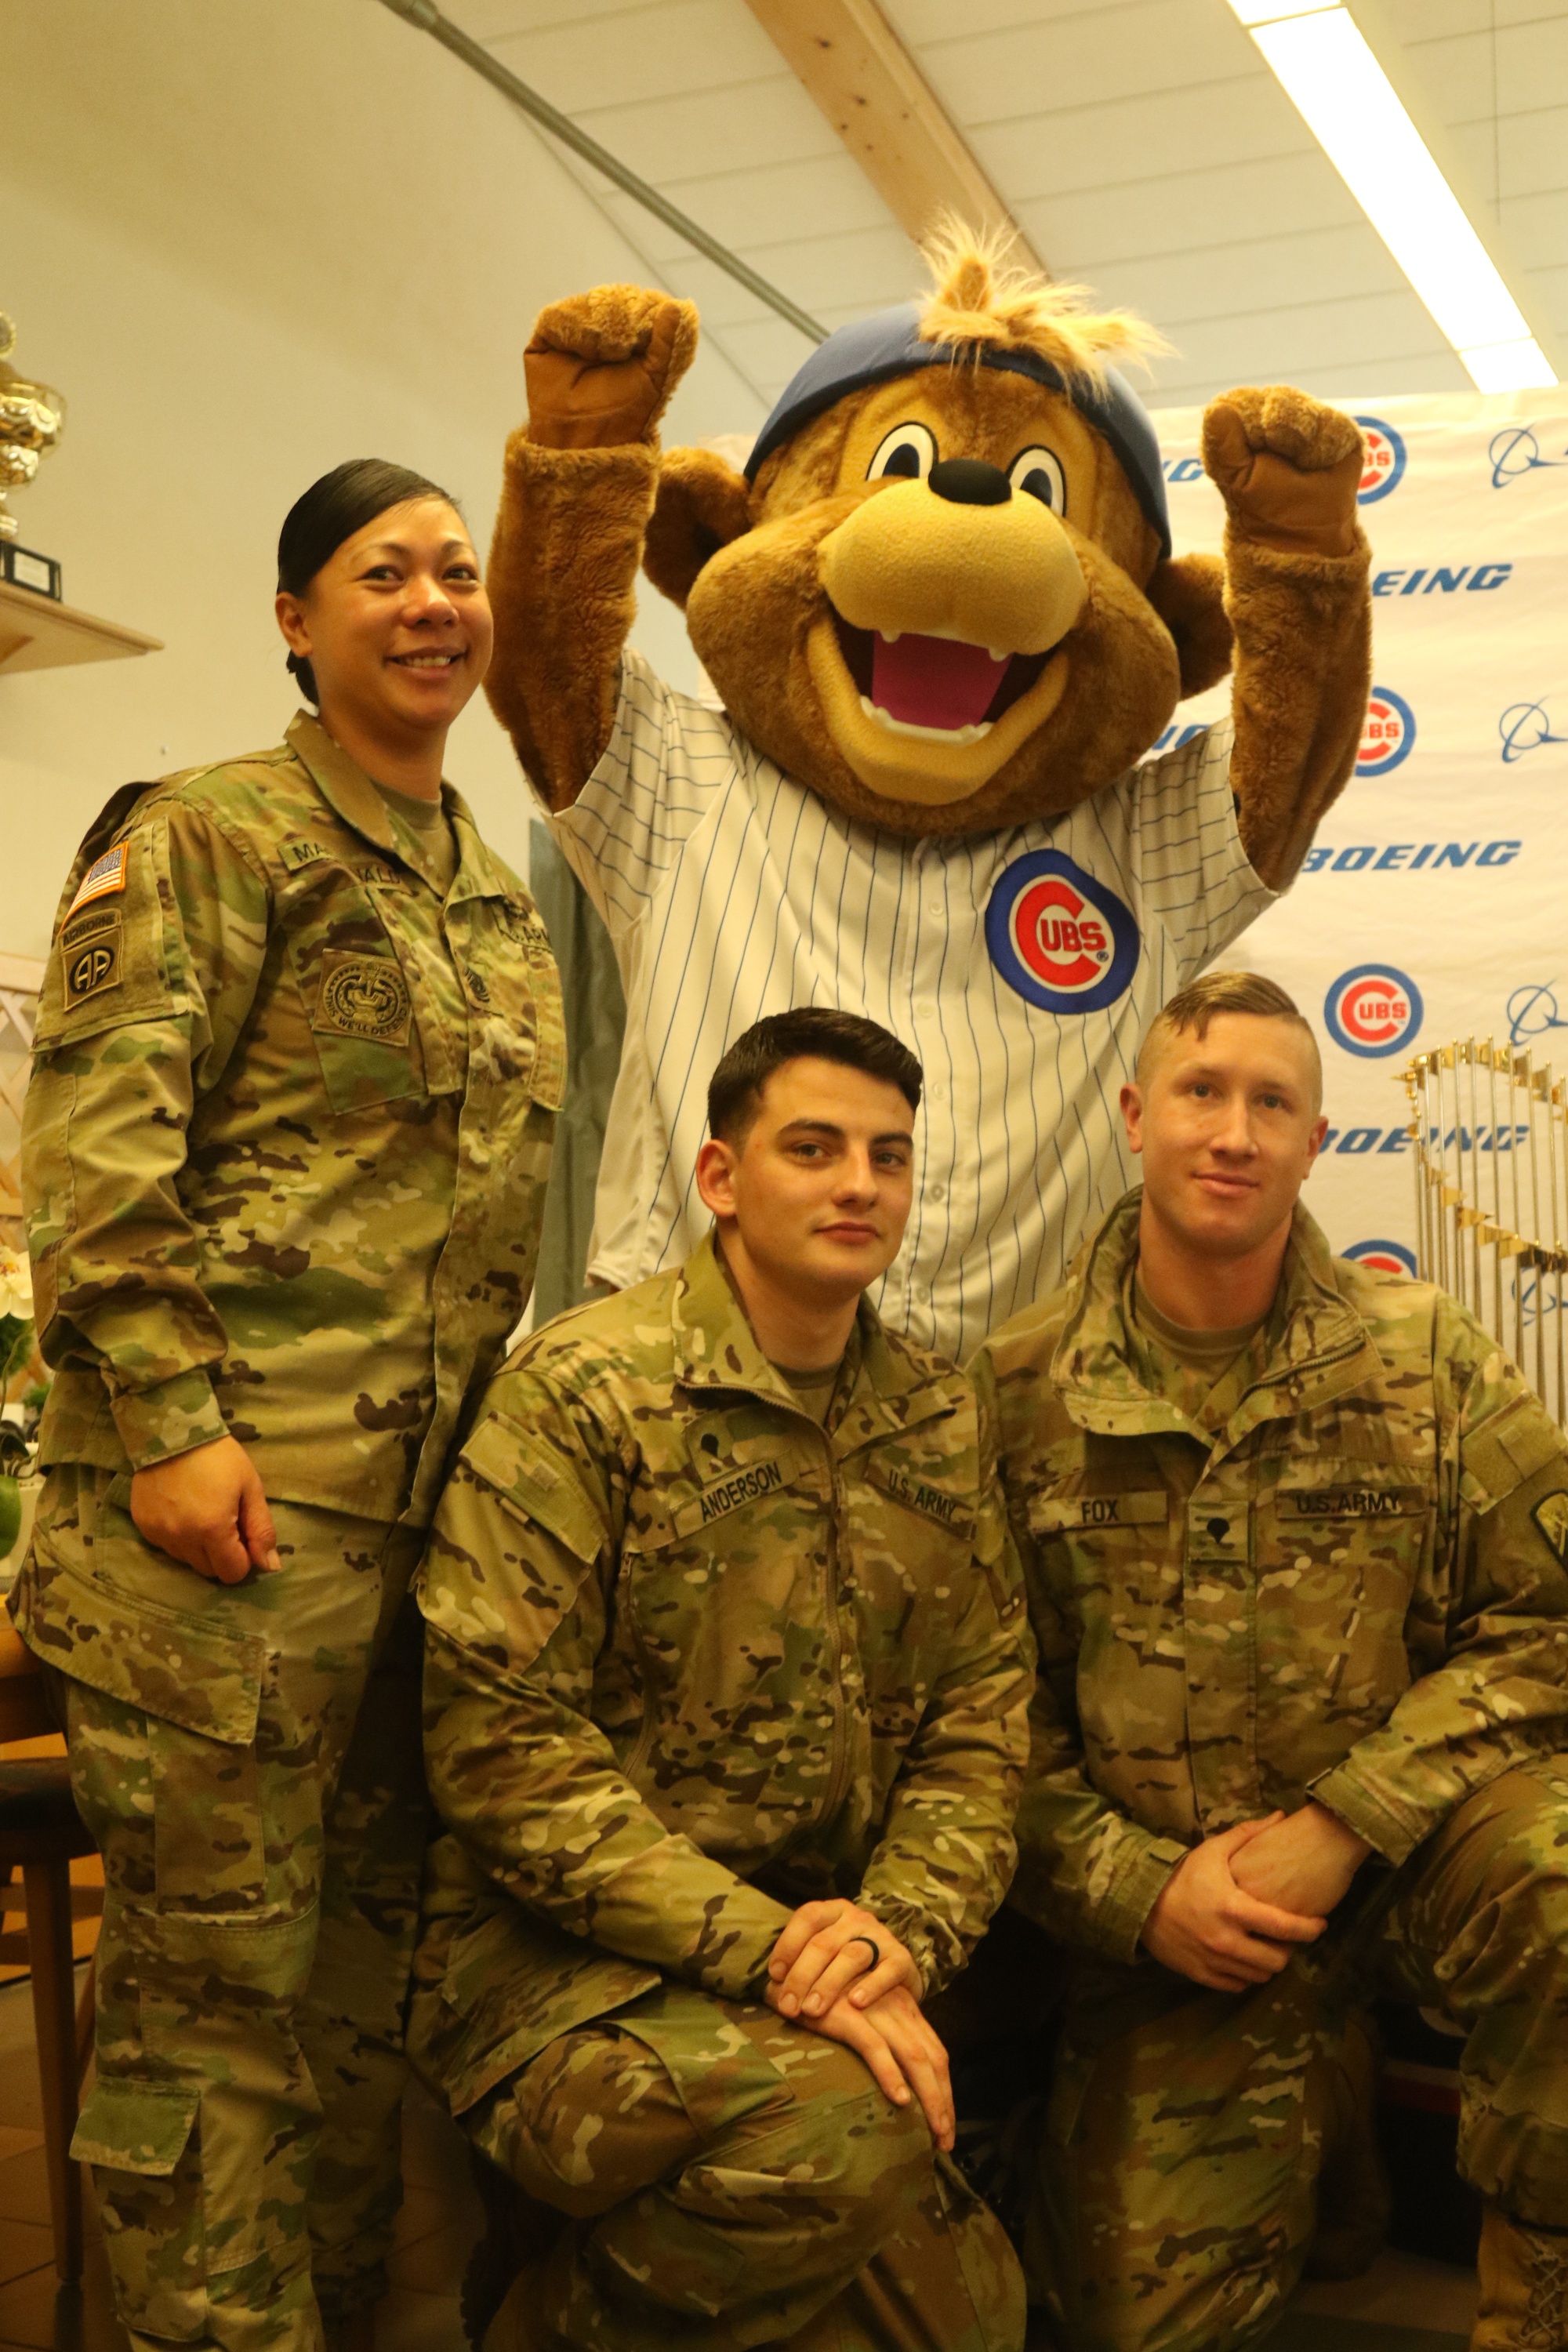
[24, 800, 270, 1467]
[546, 647, 742, 949]
[855, 1405, 1034, 1994]
[1134, 719, 1278, 985]
[417, 1374, 793, 1998]
[968, 1347, 1189, 1965]
[1311, 1308, 1568, 1864]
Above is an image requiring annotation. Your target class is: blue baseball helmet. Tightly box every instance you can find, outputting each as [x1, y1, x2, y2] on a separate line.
[744, 302, 1171, 561]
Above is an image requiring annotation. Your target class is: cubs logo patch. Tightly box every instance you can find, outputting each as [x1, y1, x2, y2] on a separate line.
[985, 850, 1140, 1014]
[1356, 686, 1417, 777]
[1354, 416, 1407, 505]
[64, 920, 122, 1006]
[314, 951, 412, 1044]
[1323, 964, 1424, 1059]
[1532, 1490, 1568, 1563]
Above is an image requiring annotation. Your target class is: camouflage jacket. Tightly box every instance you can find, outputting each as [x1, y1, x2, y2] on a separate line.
[971, 1190, 1568, 1966]
[18, 711, 562, 1528]
[412, 1231, 1033, 2114]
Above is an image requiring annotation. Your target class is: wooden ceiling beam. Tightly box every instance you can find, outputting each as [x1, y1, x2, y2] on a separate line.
[742, 0, 1041, 265]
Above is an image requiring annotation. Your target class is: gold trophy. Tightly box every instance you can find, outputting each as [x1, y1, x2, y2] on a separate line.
[0, 310, 64, 561]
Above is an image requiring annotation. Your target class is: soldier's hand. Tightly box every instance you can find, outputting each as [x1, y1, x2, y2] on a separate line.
[767, 1897, 923, 2020]
[777, 1980, 956, 2151]
[131, 1436, 283, 1584]
[1140, 1815, 1327, 1993]
[1229, 1802, 1370, 1921]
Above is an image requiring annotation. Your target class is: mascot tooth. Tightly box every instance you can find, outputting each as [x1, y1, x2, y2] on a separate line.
[487, 229, 1371, 1359]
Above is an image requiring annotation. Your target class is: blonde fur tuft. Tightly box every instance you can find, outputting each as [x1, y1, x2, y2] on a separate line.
[916, 217, 1170, 388]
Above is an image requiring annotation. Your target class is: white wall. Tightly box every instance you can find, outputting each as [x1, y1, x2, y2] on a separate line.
[2, 1, 767, 958]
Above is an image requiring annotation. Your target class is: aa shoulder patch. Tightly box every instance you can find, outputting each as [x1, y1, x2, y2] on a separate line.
[1531, 1490, 1568, 1563]
[313, 950, 412, 1044]
[62, 915, 122, 1006]
[64, 841, 129, 920]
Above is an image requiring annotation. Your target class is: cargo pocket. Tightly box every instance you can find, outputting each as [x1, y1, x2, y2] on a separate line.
[72, 2077, 207, 2342]
[27, 1552, 270, 1912]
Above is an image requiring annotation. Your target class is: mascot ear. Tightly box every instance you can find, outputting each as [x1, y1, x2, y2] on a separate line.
[644, 447, 752, 609]
[1145, 553, 1234, 699]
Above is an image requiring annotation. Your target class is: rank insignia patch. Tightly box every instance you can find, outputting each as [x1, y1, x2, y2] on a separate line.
[314, 951, 412, 1044]
[64, 920, 122, 1006]
[64, 841, 129, 920]
[1532, 1491, 1568, 1563]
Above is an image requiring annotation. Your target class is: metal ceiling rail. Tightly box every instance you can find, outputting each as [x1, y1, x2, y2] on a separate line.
[377, 0, 828, 345]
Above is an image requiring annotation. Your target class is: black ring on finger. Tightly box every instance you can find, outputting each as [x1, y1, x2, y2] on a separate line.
[847, 1933, 881, 1971]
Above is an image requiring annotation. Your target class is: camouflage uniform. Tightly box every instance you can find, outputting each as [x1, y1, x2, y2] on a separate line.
[13, 712, 561, 2350]
[412, 1231, 1033, 2350]
[972, 1191, 1568, 2352]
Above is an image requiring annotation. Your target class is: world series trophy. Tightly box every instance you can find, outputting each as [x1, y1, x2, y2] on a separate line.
[1405, 1040, 1568, 1425]
[0, 310, 65, 597]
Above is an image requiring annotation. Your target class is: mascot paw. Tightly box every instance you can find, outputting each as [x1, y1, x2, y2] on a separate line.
[1203, 385, 1364, 561]
[524, 285, 699, 453]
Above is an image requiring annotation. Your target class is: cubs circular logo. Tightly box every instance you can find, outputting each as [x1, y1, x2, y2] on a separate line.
[1342, 1237, 1417, 1278]
[1357, 685, 1417, 777]
[1353, 415, 1406, 503]
[985, 851, 1140, 1014]
[1324, 965, 1424, 1059]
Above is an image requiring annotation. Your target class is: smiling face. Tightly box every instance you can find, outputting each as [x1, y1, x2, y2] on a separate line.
[1121, 1013, 1328, 1268]
[274, 496, 493, 748]
[695, 1054, 916, 1313]
[677, 360, 1185, 837]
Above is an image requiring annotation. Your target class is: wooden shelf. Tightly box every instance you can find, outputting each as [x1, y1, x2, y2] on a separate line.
[0, 578, 162, 675]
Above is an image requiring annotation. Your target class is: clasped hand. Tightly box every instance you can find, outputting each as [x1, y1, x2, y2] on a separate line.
[1140, 1806, 1371, 1994]
[130, 1436, 281, 1585]
[763, 1898, 954, 2151]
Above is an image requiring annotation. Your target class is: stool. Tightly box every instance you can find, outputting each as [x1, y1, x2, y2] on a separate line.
[0, 1626, 98, 2285]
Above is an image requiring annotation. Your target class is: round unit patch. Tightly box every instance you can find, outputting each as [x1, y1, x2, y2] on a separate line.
[985, 851, 1140, 1014]
[1357, 686, 1417, 778]
[1353, 416, 1406, 504]
[1324, 965, 1424, 1059]
[1342, 1237, 1417, 1278]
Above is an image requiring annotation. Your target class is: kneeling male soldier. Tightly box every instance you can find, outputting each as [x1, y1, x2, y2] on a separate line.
[411, 1008, 1033, 2352]
[973, 971, 1568, 2352]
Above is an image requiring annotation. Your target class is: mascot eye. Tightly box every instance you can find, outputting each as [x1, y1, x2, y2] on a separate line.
[1007, 446, 1067, 514]
[867, 423, 937, 484]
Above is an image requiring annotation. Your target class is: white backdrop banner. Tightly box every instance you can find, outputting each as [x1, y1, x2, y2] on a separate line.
[1151, 389, 1568, 1283]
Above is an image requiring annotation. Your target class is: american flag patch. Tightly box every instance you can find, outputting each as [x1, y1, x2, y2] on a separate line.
[64, 842, 129, 920]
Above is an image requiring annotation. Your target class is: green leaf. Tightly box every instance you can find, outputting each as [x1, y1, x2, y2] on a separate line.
[0, 1477, 20, 1560]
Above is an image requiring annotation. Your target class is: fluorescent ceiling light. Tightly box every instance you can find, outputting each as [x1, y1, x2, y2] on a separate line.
[1229, 1, 1557, 391]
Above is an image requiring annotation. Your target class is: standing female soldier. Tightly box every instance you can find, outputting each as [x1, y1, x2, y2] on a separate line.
[14, 461, 562, 2352]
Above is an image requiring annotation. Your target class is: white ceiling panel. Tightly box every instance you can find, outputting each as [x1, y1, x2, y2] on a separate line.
[457, 0, 1568, 416]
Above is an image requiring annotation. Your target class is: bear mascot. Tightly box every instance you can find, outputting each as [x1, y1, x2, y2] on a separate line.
[485, 229, 1371, 1361]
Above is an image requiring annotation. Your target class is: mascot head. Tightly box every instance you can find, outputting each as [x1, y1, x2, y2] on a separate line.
[644, 227, 1232, 839]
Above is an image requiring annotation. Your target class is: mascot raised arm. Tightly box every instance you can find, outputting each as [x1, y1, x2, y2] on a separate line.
[487, 229, 1370, 1360]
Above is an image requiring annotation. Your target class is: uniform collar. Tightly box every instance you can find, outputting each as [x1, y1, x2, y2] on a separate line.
[670, 1230, 962, 1445]
[285, 710, 510, 902]
[1052, 1189, 1384, 1446]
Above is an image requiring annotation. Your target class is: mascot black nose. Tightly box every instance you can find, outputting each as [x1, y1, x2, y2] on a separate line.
[927, 458, 1011, 506]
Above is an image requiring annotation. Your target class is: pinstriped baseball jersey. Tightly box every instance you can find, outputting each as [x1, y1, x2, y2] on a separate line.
[547, 651, 1275, 1364]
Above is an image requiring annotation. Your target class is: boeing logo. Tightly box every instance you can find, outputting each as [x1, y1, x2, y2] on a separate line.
[1301, 840, 1520, 874]
[1489, 426, 1568, 488]
[1500, 700, 1568, 764]
[1371, 563, 1512, 597]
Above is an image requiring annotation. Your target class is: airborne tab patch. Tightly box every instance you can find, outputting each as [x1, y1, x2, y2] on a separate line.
[1532, 1490, 1568, 1563]
[63, 918, 122, 1006]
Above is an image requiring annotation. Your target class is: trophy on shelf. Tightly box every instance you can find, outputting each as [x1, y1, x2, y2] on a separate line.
[0, 310, 64, 601]
[1405, 1039, 1568, 1425]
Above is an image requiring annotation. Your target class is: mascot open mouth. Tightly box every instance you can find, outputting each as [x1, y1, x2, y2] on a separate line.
[831, 611, 1054, 746]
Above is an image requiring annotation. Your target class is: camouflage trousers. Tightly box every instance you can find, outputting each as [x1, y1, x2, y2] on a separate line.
[466, 1981, 1026, 2350]
[1023, 1758, 1568, 2352]
[20, 1465, 430, 2352]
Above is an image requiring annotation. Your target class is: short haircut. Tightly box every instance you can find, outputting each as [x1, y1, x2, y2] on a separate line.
[707, 1009, 922, 1145]
[277, 458, 459, 706]
[1136, 969, 1323, 1107]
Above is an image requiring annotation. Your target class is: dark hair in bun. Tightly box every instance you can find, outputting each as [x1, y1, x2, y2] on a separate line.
[277, 458, 459, 705]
